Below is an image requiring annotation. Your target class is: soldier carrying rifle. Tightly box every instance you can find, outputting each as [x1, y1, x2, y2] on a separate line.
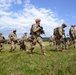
[29, 18, 46, 55]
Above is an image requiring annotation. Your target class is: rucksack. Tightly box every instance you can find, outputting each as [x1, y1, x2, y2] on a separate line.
[53, 27, 60, 36]
[69, 28, 71, 36]
[0, 36, 5, 43]
[30, 24, 34, 35]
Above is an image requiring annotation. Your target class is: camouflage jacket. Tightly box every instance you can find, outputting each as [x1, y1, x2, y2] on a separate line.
[21, 34, 27, 41]
[54, 27, 64, 38]
[30, 24, 45, 38]
[0, 35, 5, 43]
[8, 32, 17, 42]
[69, 27, 75, 37]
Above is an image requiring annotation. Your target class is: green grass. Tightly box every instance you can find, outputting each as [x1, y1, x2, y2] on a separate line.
[0, 42, 76, 75]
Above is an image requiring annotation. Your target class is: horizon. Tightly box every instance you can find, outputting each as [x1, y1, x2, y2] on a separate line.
[0, 0, 76, 39]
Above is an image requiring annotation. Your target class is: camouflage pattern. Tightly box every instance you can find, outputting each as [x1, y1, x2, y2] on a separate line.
[54, 23, 67, 51]
[19, 33, 28, 50]
[69, 25, 75, 46]
[0, 33, 5, 51]
[8, 30, 17, 52]
[49, 36, 54, 46]
[29, 18, 46, 55]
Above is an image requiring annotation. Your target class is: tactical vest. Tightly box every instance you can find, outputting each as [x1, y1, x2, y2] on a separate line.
[0, 36, 5, 43]
[54, 27, 60, 36]
[9, 33, 17, 42]
[54, 27, 63, 38]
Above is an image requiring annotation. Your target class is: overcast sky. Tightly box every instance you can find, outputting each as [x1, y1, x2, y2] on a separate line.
[0, 0, 76, 38]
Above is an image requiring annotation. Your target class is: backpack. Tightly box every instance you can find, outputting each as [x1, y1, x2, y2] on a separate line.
[30, 24, 34, 35]
[53, 27, 60, 36]
[0, 36, 5, 43]
[69, 28, 71, 36]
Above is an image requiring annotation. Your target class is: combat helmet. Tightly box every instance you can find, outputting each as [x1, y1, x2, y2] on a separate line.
[24, 32, 27, 34]
[0, 33, 2, 35]
[13, 30, 16, 32]
[71, 24, 75, 27]
[35, 18, 41, 22]
[62, 23, 67, 27]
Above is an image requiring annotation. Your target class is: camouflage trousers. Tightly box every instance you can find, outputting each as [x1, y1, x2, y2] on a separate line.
[0, 43, 3, 51]
[69, 37, 74, 46]
[20, 40, 27, 50]
[30, 36, 46, 55]
[49, 41, 53, 46]
[10, 41, 17, 52]
[69, 37, 76, 48]
[55, 37, 68, 51]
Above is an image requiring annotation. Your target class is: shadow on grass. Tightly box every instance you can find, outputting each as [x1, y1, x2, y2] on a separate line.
[48, 49, 63, 52]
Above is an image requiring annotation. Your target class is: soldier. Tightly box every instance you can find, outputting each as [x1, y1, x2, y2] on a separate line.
[49, 36, 54, 46]
[19, 33, 27, 50]
[8, 30, 18, 52]
[69, 24, 75, 46]
[0, 33, 5, 51]
[54, 23, 67, 52]
[29, 18, 46, 55]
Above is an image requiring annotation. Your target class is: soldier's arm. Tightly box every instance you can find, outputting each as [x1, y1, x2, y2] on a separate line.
[59, 28, 63, 36]
[70, 28, 75, 35]
[33, 25, 41, 32]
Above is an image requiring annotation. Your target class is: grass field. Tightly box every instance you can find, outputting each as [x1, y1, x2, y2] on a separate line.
[0, 42, 76, 75]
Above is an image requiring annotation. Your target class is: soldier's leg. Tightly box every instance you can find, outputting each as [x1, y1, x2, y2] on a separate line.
[10, 41, 15, 52]
[55, 39, 60, 51]
[37, 37, 46, 55]
[50, 42, 53, 46]
[0, 43, 3, 50]
[10, 41, 13, 52]
[65, 42, 68, 49]
[24, 41, 28, 51]
[30, 39, 36, 54]
[13, 42, 16, 51]
[69, 38, 73, 46]
[62, 42, 66, 51]
[49, 42, 51, 46]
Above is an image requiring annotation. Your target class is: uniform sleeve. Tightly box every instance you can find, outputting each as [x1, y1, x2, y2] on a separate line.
[58, 28, 63, 36]
[33, 25, 40, 32]
[8, 33, 12, 38]
[70, 27, 75, 35]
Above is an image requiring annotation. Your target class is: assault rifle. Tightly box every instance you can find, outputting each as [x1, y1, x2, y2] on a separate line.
[39, 25, 46, 36]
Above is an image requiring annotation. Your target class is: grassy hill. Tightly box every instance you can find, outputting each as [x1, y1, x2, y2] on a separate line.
[0, 42, 76, 75]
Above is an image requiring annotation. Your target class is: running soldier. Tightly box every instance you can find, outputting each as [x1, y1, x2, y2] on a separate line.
[29, 18, 46, 55]
[49, 36, 54, 46]
[0, 33, 5, 51]
[8, 30, 18, 52]
[19, 33, 27, 50]
[54, 23, 67, 52]
[69, 24, 75, 46]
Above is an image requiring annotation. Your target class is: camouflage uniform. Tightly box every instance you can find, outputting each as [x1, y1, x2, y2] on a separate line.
[8, 30, 17, 52]
[54, 23, 67, 51]
[20, 33, 27, 50]
[0, 33, 5, 51]
[49, 36, 54, 46]
[29, 18, 46, 55]
[69, 24, 75, 46]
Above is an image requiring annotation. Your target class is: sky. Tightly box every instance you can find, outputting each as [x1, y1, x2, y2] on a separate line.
[0, 0, 76, 38]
